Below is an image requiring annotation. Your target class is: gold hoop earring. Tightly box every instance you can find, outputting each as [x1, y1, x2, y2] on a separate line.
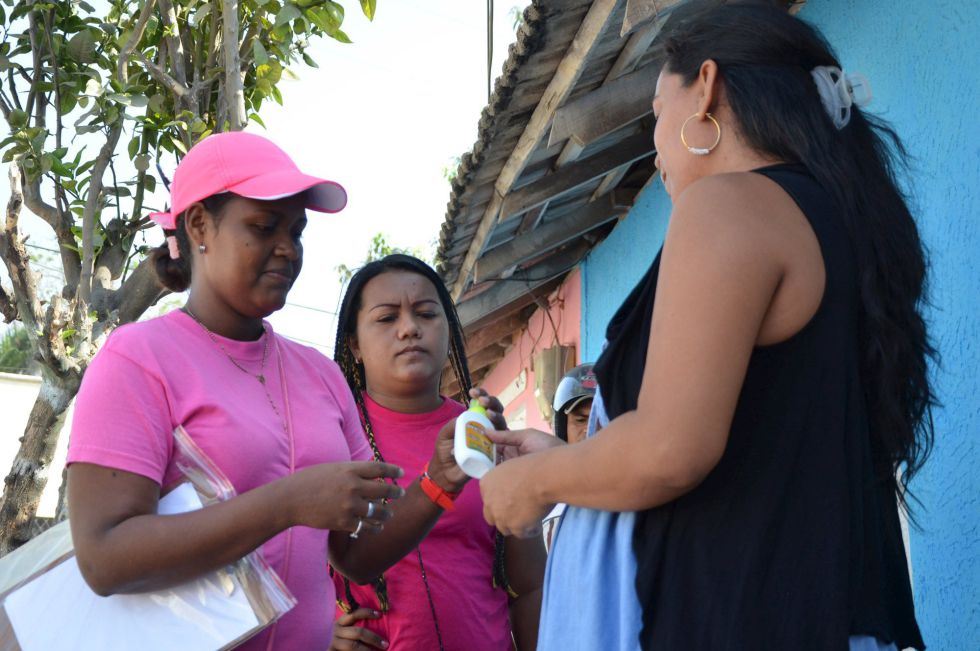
[680, 112, 722, 156]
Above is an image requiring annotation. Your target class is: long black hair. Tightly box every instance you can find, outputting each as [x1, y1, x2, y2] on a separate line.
[663, 3, 935, 510]
[331, 253, 514, 620]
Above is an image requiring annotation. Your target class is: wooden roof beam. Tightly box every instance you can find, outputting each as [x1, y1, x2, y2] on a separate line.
[548, 61, 661, 149]
[622, 0, 682, 36]
[474, 193, 625, 283]
[450, 0, 621, 301]
[465, 313, 527, 354]
[498, 132, 655, 221]
[456, 242, 591, 329]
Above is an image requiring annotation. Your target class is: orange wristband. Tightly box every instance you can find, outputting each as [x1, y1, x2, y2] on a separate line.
[420, 463, 459, 511]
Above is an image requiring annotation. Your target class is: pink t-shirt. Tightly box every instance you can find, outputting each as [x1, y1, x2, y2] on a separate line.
[333, 394, 512, 651]
[68, 309, 372, 651]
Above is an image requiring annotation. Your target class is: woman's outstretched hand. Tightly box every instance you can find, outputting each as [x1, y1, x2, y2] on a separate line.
[480, 453, 554, 538]
[287, 461, 405, 536]
[487, 427, 565, 462]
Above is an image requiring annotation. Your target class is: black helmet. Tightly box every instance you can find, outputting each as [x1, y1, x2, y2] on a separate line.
[552, 363, 597, 442]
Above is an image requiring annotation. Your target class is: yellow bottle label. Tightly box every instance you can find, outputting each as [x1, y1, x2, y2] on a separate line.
[464, 421, 494, 459]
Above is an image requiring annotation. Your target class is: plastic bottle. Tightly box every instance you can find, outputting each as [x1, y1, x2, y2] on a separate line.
[453, 400, 496, 479]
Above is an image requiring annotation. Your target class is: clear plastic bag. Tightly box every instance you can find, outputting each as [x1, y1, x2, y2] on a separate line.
[0, 425, 296, 651]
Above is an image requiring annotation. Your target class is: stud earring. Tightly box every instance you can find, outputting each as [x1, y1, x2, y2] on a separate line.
[198, 244, 206, 254]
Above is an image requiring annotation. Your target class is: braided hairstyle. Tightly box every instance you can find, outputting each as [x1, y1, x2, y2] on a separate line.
[332, 253, 514, 616]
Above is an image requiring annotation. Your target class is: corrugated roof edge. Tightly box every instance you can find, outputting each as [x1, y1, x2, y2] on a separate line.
[435, 1, 550, 275]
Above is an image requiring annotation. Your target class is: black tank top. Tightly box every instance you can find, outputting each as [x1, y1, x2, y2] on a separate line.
[593, 164, 924, 650]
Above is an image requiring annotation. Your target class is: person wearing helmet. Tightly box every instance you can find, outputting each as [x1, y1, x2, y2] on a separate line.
[543, 364, 597, 550]
[552, 364, 597, 444]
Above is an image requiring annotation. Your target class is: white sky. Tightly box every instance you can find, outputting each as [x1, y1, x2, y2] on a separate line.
[2, 1, 529, 356]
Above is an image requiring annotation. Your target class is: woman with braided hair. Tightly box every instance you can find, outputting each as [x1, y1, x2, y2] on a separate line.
[328, 254, 546, 651]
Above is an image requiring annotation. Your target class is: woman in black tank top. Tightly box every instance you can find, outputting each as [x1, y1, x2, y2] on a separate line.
[480, 5, 933, 650]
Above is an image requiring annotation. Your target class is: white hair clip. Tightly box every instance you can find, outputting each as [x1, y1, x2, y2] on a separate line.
[810, 65, 872, 129]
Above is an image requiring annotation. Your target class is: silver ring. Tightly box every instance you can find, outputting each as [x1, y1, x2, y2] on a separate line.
[365, 501, 376, 519]
[350, 518, 364, 539]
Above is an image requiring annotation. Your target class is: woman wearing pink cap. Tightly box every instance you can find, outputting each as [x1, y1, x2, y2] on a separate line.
[65, 133, 466, 650]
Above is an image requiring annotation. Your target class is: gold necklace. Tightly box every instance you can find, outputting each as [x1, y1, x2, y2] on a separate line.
[182, 307, 287, 434]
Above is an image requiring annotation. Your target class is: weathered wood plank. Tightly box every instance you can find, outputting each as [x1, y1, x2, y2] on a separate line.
[451, 0, 622, 300]
[622, 0, 682, 36]
[456, 242, 591, 328]
[548, 61, 659, 148]
[499, 132, 654, 221]
[474, 194, 624, 283]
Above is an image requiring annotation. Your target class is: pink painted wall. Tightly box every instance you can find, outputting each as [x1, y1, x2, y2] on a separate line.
[476, 269, 582, 433]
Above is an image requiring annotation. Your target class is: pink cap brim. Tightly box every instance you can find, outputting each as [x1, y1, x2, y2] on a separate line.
[149, 211, 178, 230]
[229, 170, 347, 213]
[147, 171, 347, 230]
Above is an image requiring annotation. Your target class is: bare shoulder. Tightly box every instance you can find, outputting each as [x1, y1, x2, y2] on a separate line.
[666, 171, 807, 268]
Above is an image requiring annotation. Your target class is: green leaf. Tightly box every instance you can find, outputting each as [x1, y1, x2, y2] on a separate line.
[324, 1, 345, 25]
[8, 109, 28, 129]
[248, 113, 267, 128]
[330, 28, 352, 44]
[271, 85, 283, 105]
[50, 158, 72, 176]
[302, 52, 318, 68]
[144, 175, 156, 193]
[171, 138, 188, 155]
[148, 93, 166, 113]
[66, 29, 98, 64]
[252, 39, 269, 65]
[360, 0, 376, 21]
[128, 136, 140, 160]
[59, 93, 77, 114]
[275, 3, 301, 27]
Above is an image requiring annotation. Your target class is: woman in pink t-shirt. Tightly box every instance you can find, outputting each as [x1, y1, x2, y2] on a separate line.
[327, 254, 546, 651]
[66, 134, 475, 650]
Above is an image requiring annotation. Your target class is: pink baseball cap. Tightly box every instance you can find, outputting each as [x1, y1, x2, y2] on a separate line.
[148, 131, 347, 230]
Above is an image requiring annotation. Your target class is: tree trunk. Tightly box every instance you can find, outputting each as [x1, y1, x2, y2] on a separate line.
[0, 369, 80, 556]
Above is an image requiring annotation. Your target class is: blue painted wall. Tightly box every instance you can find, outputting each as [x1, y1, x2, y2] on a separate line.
[580, 1, 980, 646]
[580, 183, 671, 362]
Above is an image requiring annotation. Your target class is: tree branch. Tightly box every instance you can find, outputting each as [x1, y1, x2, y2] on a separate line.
[109, 255, 166, 326]
[0, 165, 43, 331]
[135, 51, 189, 99]
[158, 0, 189, 87]
[42, 10, 63, 152]
[77, 123, 123, 306]
[117, 0, 157, 86]
[5, 69, 23, 112]
[221, 0, 246, 130]
[0, 283, 16, 323]
[21, 176, 61, 229]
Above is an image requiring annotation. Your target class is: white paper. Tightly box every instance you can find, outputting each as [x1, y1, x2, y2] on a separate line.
[3, 484, 261, 651]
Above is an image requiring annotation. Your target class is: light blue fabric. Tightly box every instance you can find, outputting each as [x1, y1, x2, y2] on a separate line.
[537, 388, 644, 651]
[848, 636, 899, 651]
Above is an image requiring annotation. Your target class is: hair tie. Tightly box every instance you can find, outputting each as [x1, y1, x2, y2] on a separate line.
[166, 235, 180, 260]
[810, 65, 872, 129]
